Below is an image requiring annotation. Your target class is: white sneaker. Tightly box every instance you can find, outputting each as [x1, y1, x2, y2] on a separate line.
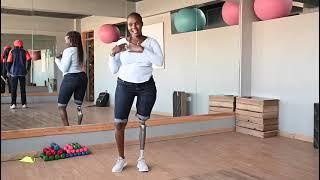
[22, 104, 27, 108]
[137, 157, 149, 172]
[112, 157, 127, 173]
[10, 104, 16, 109]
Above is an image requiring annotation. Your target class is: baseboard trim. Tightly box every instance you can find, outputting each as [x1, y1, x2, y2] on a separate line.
[278, 131, 313, 143]
[1, 91, 58, 97]
[1, 113, 235, 140]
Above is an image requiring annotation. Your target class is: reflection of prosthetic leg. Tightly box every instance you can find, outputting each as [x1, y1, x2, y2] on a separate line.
[1, 75, 6, 93]
[77, 106, 83, 125]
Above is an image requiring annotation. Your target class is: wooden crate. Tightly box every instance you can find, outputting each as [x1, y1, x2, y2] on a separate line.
[236, 114, 278, 125]
[236, 96, 279, 113]
[208, 95, 236, 114]
[209, 95, 235, 102]
[236, 109, 278, 119]
[209, 101, 234, 108]
[236, 126, 278, 138]
[236, 120, 278, 131]
[235, 96, 279, 138]
[209, 107, 234, 114]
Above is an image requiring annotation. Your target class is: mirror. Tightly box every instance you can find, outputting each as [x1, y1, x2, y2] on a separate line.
[1, 0, 240, 132]
[194, 1, 240, 115]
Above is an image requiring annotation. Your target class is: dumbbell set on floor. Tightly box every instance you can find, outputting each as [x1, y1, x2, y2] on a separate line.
[40, 142, 91, 161]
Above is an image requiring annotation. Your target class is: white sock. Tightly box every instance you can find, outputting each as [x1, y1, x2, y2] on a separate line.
[139, 150, 144, 159]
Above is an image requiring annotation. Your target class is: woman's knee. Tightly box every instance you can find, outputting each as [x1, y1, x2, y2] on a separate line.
[58, 106, 67, 111]
[114, 122, 127, 131]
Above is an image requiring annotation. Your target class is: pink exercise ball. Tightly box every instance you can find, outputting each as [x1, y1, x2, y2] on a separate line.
[222, 1, 240, 26]
[254, 0, 293, 21]
[29, 50, 41, 61]
[98, 24, 120, 44]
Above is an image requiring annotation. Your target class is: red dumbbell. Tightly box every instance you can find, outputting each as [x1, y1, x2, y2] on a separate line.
[83, 147, 88, 152]
[46, 151, 52, 156]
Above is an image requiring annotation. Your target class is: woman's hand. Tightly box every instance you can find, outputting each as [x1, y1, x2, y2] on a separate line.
[127, 43, 144, 53]
[56, 52, 62, 59]
[110, 44, 127, 56]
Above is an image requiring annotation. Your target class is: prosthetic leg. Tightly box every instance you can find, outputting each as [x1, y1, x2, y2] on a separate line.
[139, 121, 146, 155]
[137, 120, 149, 172]
[77, 106, 83, 125]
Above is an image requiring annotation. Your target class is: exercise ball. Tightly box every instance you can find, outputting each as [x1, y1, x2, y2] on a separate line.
[254, 0, 293, 21]
[29, 50, 41, 61]
[222, 1, 240, 25]
[174, 8, 206, 33]
[98, 24, 120, 44]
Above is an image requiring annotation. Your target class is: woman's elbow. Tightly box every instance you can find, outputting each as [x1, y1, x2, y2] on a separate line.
[109, 67, 119, 74]
[61, 68, 68, 73]
[154, 57, 164, 66]
[111, 70, 118, 74]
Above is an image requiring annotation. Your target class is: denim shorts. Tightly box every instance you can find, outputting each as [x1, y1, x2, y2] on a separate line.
[114, 76, 157, 123]
[58, 72, 88, 107]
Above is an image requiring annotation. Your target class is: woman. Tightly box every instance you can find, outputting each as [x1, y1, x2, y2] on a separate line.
[55, 31, 88, 126]
[109, 12, 163, 173]
[1, 45, 12, 94]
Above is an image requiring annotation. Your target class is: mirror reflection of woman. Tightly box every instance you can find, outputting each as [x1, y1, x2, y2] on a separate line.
[1, 45, 12, 94]
[109, 12, 164, 173]
[55, 31, 88, 126]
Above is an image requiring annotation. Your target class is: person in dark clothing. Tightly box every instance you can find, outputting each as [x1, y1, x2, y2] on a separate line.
[1, 45, 12, 93]
[6, 40, 31, 109]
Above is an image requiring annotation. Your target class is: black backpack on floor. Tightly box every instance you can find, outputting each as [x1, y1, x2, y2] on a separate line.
[96, 91, 109, 107]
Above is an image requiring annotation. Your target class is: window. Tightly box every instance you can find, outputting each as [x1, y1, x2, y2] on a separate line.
[171, 1, 229, 34]
[115, 22, 129, 38]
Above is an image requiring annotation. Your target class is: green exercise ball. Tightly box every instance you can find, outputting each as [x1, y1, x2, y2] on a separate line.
[174, 8, 206, 33]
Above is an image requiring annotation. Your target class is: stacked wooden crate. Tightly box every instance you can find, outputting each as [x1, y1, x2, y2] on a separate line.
[208, 95, 235, 114]
[236, 96, 279, 138]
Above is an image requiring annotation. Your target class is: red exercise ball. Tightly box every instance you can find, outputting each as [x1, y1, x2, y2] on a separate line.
[29, 50, 41, 61]
[98, 24, 120, 44]
[254, 0, 293, 21]
[222, 1, 240, 26]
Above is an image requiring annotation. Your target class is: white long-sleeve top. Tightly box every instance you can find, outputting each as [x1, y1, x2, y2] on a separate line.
[109, 37, 163, 83]
[55, 47, 82, 76]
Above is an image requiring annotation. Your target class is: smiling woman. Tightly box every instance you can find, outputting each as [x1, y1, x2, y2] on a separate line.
[0, 0, 319, 179]
[109, 12, 164, 173]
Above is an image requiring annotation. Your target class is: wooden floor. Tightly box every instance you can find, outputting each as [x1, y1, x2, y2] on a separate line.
[1, 132, 319, 180]
[1, 102, 167, 131]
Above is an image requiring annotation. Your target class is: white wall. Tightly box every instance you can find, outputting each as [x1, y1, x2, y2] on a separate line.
[138, 13, 240, 115]
[81, 16, 126, 104]
[84, 12, 240, 115]
[196, 26, 240, 114]
[251, 12, 319, 137]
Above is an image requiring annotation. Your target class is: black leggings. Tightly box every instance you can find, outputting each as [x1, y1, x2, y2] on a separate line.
[11, 76, 26, 105]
